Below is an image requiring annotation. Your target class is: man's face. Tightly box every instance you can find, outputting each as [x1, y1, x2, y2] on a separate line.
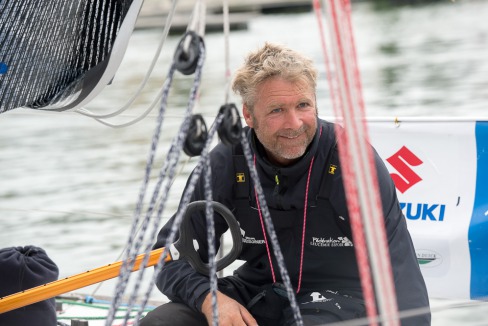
[243, 77, 317, 166]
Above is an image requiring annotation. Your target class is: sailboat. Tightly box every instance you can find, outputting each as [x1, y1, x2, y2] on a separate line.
[1, 0, 487, 325]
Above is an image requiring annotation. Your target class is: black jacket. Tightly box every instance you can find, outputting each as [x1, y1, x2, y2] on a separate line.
[154, 119, 431, 324]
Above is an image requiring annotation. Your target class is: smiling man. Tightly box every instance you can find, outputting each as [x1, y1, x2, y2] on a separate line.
[243, 77, 317, 166]
[141, 42, 431, 326]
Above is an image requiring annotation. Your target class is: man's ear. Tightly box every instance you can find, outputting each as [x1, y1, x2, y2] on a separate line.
[243, 104, 253, 128]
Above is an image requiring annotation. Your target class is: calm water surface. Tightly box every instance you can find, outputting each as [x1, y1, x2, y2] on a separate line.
[1, 1, 488, 324]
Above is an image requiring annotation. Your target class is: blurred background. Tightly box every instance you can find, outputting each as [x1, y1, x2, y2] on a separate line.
[1, 0, 487, 324]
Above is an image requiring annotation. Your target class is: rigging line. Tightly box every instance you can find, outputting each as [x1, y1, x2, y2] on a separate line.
[91, 157, 191, 296]
[319, 0, 398, 324]
[107, 41, 206, 326]
[197, 0, 207, 37]
[240, 131, 303, 326]
[89, 156, 192, 298]
[313, 0, 341, 116]
[103, 61, 178, 326]
[316, 0, 378, 324]
[74, 0, 179, 120]
[120, 139, 175, 322]
[120, 114, 200, 322]
[132, 50, 210, 325]
[326, 0, 399, 324]
[7, 108, 217, 120]
[186, 0, 207, 39]
[223, 0, 232, 104]
[203, 153, 219, 326]
[313, 8, 392, 320]
[340, 2, 400, 317]
[328, 0, 382, 319]
[93, 80, 165, 128]
[136, 112, 225, 324]
[110, 59, 176, 260]
[338, 0, 399, 323]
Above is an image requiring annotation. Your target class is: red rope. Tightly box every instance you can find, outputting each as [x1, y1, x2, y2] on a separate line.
[313, 0, 379, 323]
[313, 0, 400, 324]
[339, 0, 399, 321]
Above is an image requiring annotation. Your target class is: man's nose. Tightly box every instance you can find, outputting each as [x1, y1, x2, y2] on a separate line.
[284, 109, 302, 129]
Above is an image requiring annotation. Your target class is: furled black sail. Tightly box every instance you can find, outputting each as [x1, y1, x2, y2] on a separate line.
[0, 0, 142, 113]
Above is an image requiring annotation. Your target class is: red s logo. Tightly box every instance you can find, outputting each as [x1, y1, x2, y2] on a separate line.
[386, 146, 423, 193]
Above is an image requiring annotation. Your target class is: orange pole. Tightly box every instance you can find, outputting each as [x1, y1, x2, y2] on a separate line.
[0, 247, 170, 314]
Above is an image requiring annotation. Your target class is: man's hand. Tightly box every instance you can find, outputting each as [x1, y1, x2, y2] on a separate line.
[201, 290, 258, 326]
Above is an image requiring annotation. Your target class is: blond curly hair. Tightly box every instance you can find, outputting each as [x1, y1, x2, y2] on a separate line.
[232, 42, 318, 110]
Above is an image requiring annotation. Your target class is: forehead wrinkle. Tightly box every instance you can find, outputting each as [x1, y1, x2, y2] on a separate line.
[258, 86, 313, 106]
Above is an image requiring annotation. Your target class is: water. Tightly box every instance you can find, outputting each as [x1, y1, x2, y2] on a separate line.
[1, 0, 488, 324]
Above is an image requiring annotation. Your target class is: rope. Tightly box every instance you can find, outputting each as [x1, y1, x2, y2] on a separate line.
[203, 147, 220, 326]
[109, 42, 206, 326]
[137, 112, 225, 324]
[102, 29, 206, 322]
[222, 0, 232, 104]
[315, 0, 400, 324]
[99, 4, 212, 325]
[103, 60, 177, 326]
[240, 131, 304, 326]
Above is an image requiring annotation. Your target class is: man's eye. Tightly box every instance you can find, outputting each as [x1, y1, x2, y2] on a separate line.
[270, 108, 282, 113]
[298, 102, 310, 108]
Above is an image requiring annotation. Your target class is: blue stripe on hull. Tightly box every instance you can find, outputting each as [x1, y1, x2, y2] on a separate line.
[469, 121, 488, 299]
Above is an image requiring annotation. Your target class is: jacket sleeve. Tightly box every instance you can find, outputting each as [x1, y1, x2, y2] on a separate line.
[153, 145, 233, 311]
[153, 212, 212, 311]
[374, 149, 432, 325]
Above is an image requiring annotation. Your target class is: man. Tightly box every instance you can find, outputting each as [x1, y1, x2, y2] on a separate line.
[141, 43, 431, 325]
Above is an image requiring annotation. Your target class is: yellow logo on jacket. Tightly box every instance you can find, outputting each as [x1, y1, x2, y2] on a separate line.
[328, 164, 337, 175]
[236, 173, 245, 183]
